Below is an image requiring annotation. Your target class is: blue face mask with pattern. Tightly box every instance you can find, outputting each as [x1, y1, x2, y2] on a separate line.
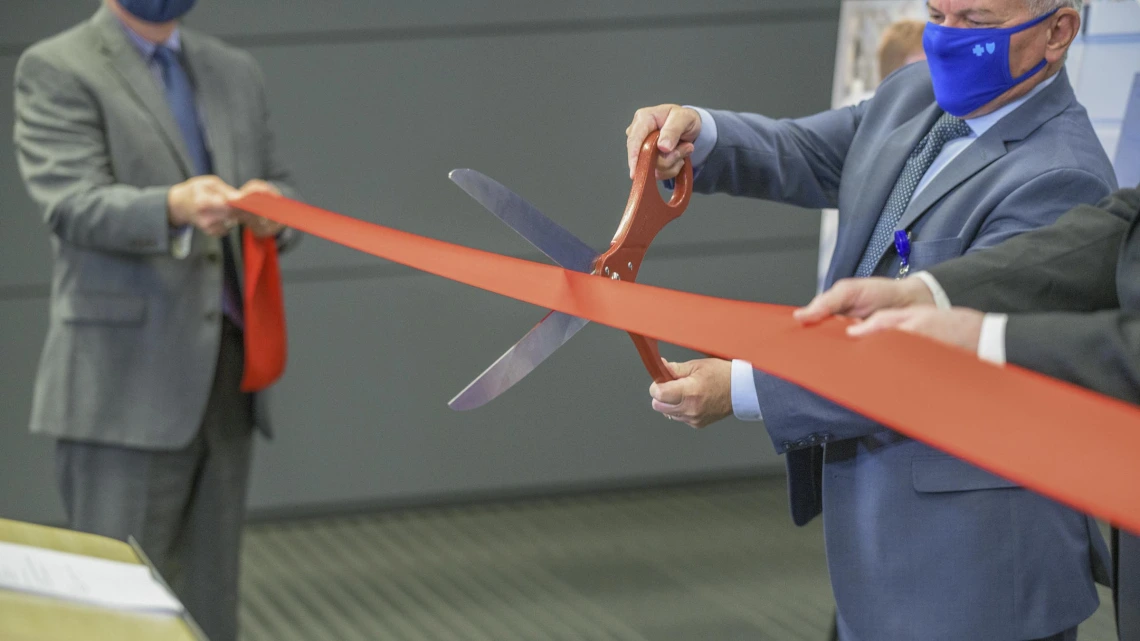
[922, 9, 1058, 117]
[118, 0, 198, 23]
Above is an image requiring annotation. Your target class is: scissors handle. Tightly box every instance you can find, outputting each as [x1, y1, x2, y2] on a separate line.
[594, 130, 693, 383]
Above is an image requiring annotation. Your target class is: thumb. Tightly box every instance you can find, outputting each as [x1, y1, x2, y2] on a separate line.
[662, 358, 697, 378]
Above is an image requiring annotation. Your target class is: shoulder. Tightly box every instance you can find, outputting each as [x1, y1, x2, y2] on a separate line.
[857, 62, 935, 129]
[16, 19, 98, 80]
[1010, 106, 1117, 194]
[183, 29, 262, 78]
[870, 62, 934, 103]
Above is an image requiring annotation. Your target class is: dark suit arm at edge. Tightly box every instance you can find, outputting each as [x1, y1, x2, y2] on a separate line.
[927, 190, 1139, 313]
[1006, 310, 1140, 405]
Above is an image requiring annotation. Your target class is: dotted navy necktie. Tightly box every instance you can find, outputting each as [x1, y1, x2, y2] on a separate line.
[854, 112, 972, 277]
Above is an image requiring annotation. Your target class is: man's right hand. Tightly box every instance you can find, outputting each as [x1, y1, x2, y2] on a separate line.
[167, 175, 241, 237]
[794, 277, 936, 325]
[625, 104, 702, 180]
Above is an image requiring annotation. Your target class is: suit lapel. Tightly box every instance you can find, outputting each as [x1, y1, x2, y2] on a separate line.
[897, 69, 1077, 232]
[826, 102, 941, 284]
[896, 135, 1006, 231]
[93, 7, 194, 178]
[183, 35, 243, 273]
[183, 33, 237, 186]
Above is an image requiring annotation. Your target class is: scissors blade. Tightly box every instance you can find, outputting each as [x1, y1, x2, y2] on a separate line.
[449, 168, 598, 273]
[449, 310, 591, 411]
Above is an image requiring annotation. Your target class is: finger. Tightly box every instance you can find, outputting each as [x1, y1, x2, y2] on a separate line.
[202, 220, 229, 237]
[626, 106, 670, 178]
[203, 176, 240, 196]
[847, 309, 911, 337]
[795, 282, 855, 325]
[657, 108, 697, 153]
[654, 160, 685, 181]
[656, 144, 693, 171]
[651, 398, 684, 415]
[627, 111, 660, 178]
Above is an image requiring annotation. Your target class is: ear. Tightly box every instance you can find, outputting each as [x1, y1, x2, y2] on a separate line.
[1044, 8, 1081, 64]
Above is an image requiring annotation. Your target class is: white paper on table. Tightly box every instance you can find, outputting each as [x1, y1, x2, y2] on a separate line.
[0, 540, 184, 614]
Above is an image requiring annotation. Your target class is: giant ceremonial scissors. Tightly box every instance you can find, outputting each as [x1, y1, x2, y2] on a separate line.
[448, 131, 693, 410]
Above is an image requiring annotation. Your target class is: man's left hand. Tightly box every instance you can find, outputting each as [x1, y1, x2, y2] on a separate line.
[848, 307, 984, 352]
[649, 358, 733, 429]
[235, 179, 285, 238]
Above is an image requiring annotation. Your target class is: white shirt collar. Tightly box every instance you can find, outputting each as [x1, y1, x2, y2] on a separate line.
[115, 14, 182, 59]
[964, 71, 1059, 137]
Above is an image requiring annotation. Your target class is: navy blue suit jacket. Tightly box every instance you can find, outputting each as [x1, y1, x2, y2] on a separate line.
[695, 64, 1117, 641]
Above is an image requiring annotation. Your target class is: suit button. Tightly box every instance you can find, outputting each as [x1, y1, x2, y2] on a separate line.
[206, 253, 220, 264]
[205, 310, 220, 322]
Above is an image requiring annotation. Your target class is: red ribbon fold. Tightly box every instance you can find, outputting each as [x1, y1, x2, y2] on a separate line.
[233, 192, 1140, 534]
[240, 228, 287, 392]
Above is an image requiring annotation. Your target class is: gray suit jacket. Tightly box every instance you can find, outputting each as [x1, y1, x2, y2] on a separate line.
[929, 187, 1140, 639]
[14, 7, 298, 450]
[696, 63, 1117, 640]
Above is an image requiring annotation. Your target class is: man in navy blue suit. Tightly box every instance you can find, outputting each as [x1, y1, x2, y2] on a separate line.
[624, 0, 1116, 638]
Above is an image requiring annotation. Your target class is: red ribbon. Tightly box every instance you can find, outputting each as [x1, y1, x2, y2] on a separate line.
[240, 228, 287, 392]
[233, 192, 1140, 534]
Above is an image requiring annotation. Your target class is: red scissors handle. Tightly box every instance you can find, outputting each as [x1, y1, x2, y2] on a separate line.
[593, 130, 693, 383]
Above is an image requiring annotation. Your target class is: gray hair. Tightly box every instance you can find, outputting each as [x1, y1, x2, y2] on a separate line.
[1027, 0, 1083, 15]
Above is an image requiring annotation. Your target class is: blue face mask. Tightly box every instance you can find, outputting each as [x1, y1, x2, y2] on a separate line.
[118, 0, 198, 23]
[923, 9, 1058, 117]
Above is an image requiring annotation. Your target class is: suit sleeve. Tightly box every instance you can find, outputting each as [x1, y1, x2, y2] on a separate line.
[750, 174, 1119, 452]
[927, 188, 1139, 313]
[694, 103, 864, 210]
[1005, 311, 1140, 405]
[13, 50, 173, 255]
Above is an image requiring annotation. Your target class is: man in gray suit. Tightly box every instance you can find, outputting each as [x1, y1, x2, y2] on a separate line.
[13, 1, 297, 639]
[797, 186, 1140, 640]
[625, 0, 1117, 638]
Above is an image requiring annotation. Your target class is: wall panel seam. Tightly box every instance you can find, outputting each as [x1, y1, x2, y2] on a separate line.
[0, 7, 838, 57]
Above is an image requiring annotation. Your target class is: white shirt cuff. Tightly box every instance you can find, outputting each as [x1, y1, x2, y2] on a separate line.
[170, 226, 192, 259]
[977, 313, 1008, 365]
[730, 359, 763, 421]
[913, 271, 951, 310]
[685, 106, 718, 169]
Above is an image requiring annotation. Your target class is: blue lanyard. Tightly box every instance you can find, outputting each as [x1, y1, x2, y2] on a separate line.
[894, 230, 911, 279]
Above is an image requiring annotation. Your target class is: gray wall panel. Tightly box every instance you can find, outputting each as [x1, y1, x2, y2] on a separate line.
[0, 1, 838, 47]
[247, 247, 815, 513]
[0, 298, 60, 524]
[0, 1, 837, 522]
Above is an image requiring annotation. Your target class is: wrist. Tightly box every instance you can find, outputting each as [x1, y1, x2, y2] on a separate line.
[902, 276, 936, 306]
[166, 186, 187, 227]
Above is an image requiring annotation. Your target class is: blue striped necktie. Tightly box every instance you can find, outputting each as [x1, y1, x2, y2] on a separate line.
[854, 112, 972, 277]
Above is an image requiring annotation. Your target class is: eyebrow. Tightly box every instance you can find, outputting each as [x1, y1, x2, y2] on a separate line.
[926, 3, 999, 18]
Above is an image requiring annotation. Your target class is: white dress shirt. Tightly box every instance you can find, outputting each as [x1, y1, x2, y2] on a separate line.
[709, 73, 1057, 420]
